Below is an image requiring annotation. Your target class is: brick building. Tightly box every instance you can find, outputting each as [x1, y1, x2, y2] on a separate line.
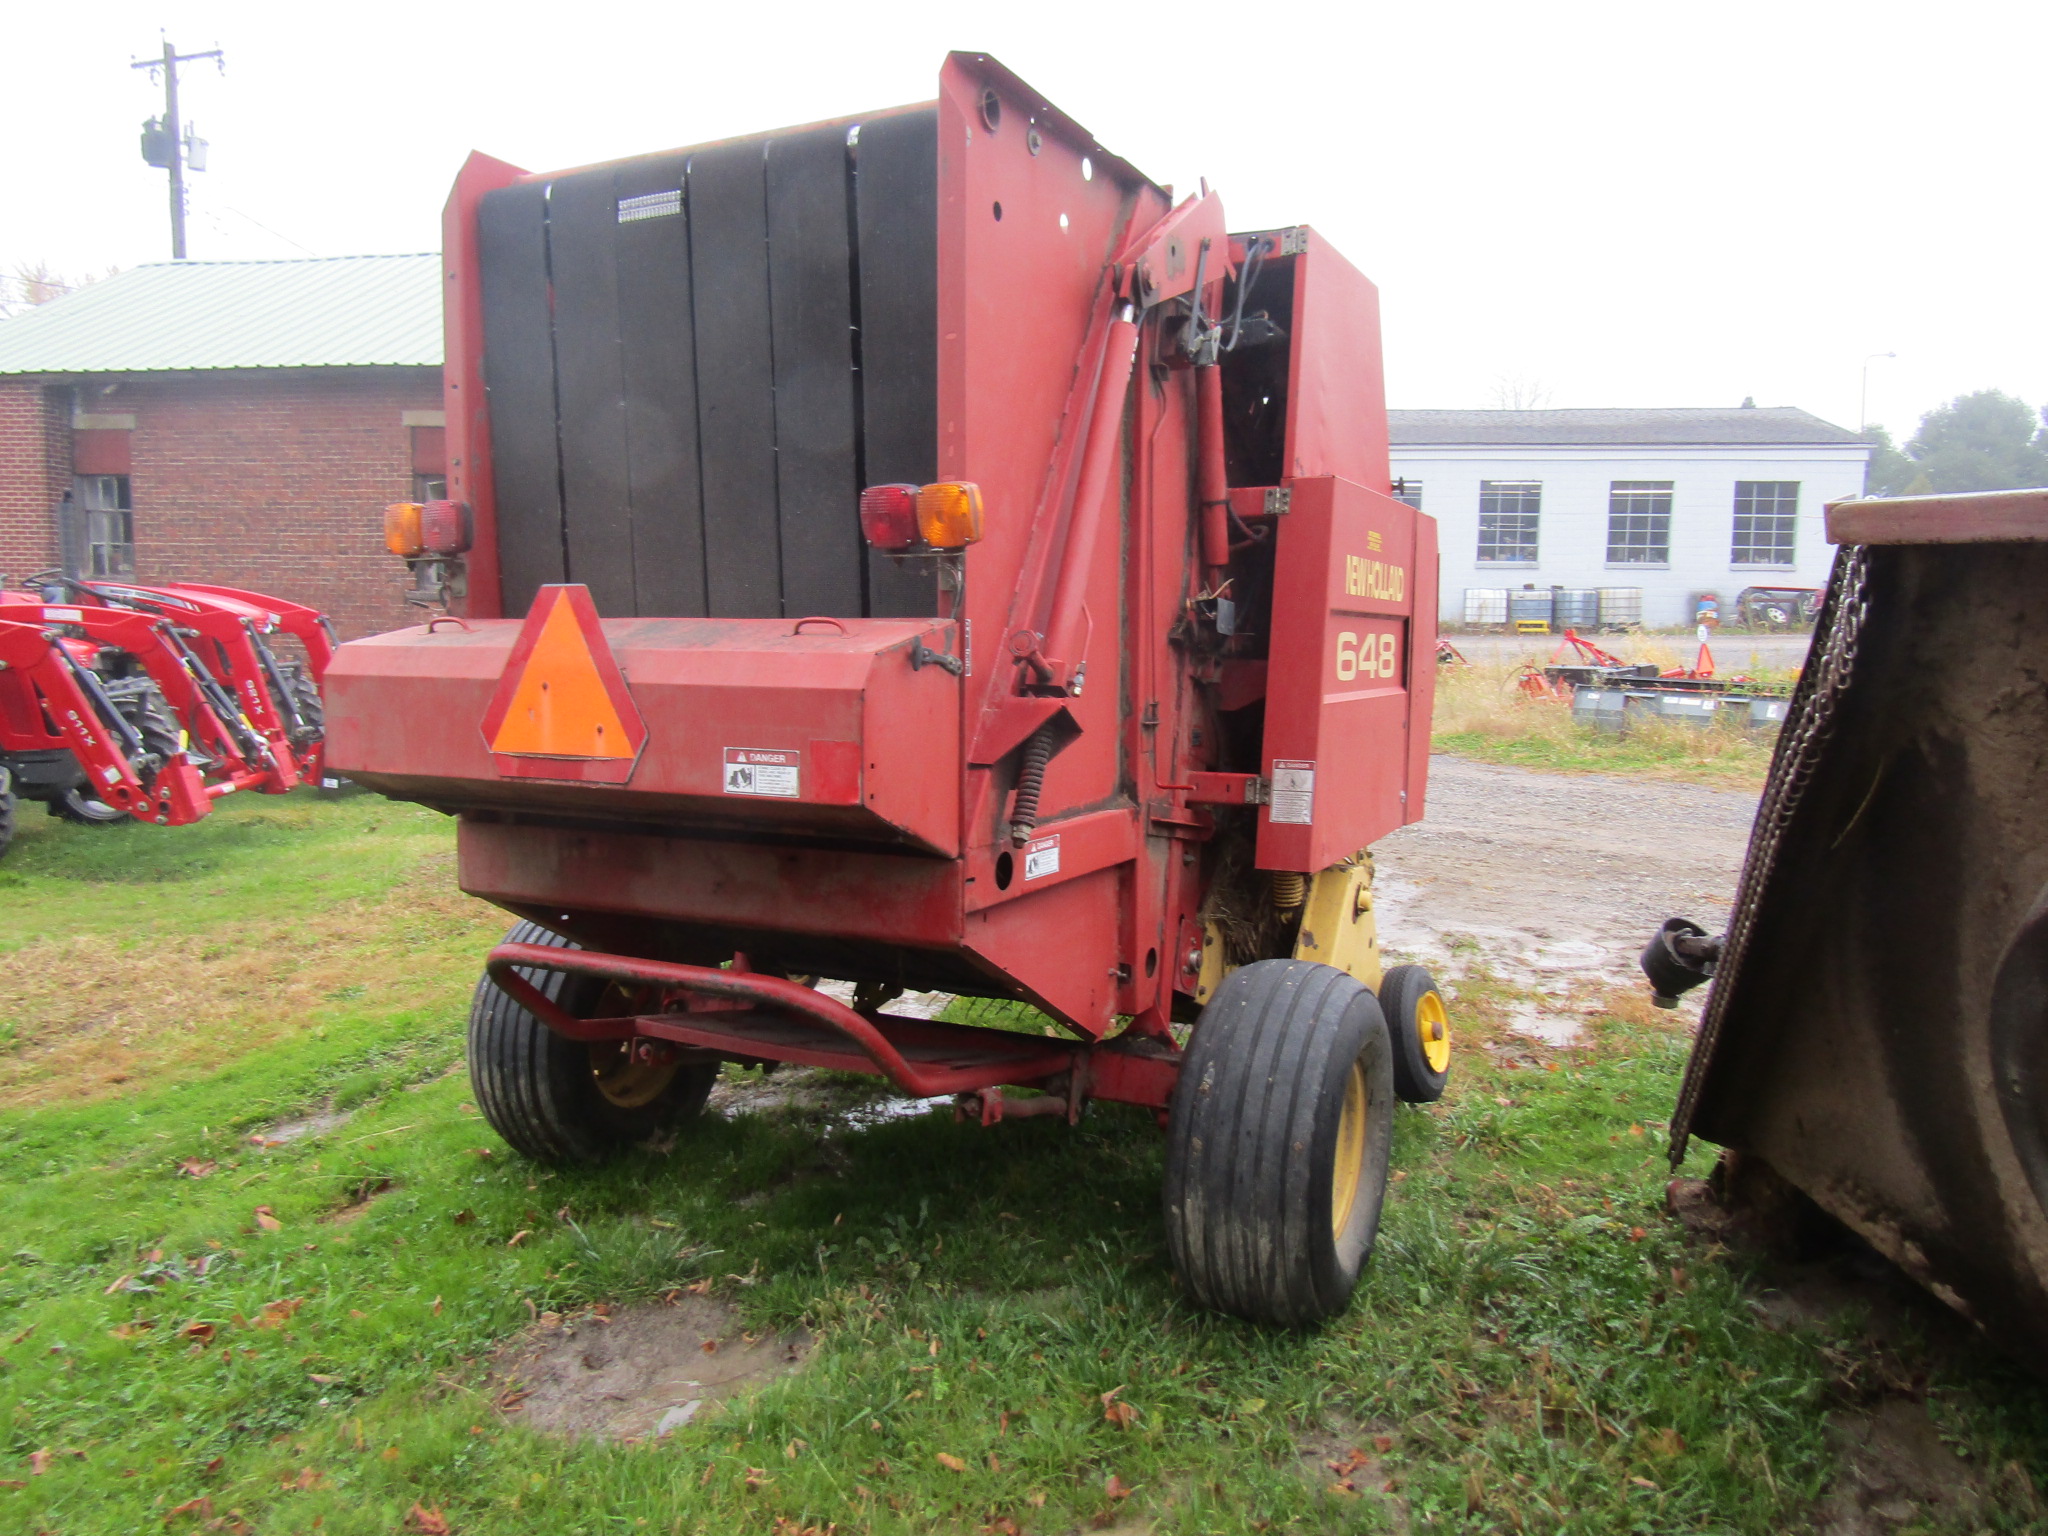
[0, 255, 443, 640]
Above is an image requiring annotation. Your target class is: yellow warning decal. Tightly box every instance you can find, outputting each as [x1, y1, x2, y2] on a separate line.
[489, 592, 635, 758]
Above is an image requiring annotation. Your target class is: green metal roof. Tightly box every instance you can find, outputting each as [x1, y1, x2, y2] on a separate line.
[0, 254, 443, 375]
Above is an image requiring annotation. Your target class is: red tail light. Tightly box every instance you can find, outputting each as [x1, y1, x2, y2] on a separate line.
[420, 500, 473, 556]
[859, 484, 921, 551]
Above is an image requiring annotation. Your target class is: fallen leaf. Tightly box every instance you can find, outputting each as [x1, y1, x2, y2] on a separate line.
[452, 1210, 475, 1225]
[1104, 1473, 1131, 1500]
[403, 1503, 452, 1534]
[0, 1480, 22, 1489]
[1647, 1427, 1687, 1457]
[181, 1322, 216, 1343]
[1103, 1399, 1138, 1430]
[178, 1160, 217, 1179]
[433, 1296, 443, 1316]
[506, 1231, 530, 1248]
[103, 1273, 136, 1295]
[1373, 1434, 1395, 1452]
[1026, 1491, 1047, 1508]
[202, 1458, 223, 1477]
[253, 1207, 282, 1232]
[983, 1518, 1022, 1535]
[28, 1450, 51, 1475]
[686, 1278, 714, 1296]
[382, 1447, 402, 1461]
[1629, 1476, 1659, 1490]
[166, 1495, 214, 1520]
[700, 1338, 719, 1355]
[282, 1467, 322, 1490]
[308, 1374, 339, 1385]
[110, 1322, 155, 1340]
[1629, 1227, 1648, 1242]
[784, 1438, 807, 1459]
[936, 1453, 966, 1473]
[255, 1299, 304, 1329]
[742, 1467, 769, 1491]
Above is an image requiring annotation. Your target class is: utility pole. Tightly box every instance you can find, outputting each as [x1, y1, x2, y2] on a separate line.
[133, 40, 223, 260]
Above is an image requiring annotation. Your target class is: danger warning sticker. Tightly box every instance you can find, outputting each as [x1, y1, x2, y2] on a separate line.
[1269, 759, 1316, 824]
[1023, 833, 1061, 881]
[723, 747, 800, 798]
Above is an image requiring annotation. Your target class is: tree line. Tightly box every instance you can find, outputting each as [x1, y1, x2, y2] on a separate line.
[1866, 390, 2048, 495]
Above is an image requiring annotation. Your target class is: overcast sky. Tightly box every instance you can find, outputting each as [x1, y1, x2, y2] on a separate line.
[7, 0, 2043, 441]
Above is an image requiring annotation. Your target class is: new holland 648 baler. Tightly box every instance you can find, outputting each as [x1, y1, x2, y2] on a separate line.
[326, 55, 1447, 1324]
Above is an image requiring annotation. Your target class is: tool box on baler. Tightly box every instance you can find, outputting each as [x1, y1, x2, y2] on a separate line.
[327, 54, 1447, 1325]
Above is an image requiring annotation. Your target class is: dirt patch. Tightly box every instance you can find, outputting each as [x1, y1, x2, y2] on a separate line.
[707, 1063, 939, 1130]
[1295, 1421, 1409, 1533]
[487, 1298, 810, 1441]
[324, 1177, 395, 1225]
[1815, 1398, 1986, 1535]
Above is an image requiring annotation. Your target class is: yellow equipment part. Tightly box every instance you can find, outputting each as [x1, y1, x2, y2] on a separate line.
[1293, 853, 1382, 990]
[1193, 853, 1382, 1007]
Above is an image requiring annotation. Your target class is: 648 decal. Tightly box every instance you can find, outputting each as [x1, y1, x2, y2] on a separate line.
[1335, 628, 1399, 683]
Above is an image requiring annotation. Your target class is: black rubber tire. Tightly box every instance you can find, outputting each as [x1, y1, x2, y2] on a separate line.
[1163, 959, 1396, 1327]
[467, 920, 717, 1165]
[1380, 963, 1452, 1104]
[0, 785, 14, 860]
[49, 786, 129, 826]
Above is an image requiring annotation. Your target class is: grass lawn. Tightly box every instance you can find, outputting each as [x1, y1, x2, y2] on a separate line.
[1, 794, 2045, 1533]
[1431, 660, 1785, 790]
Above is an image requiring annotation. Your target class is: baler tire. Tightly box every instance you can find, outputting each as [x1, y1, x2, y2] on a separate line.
[468, 921, 716, 1165]
[49, 788, 129, 826]
[0, 783, 14, 860]
[1380, 963, 1452, 1103]
[1163, 958, 1396, 1327]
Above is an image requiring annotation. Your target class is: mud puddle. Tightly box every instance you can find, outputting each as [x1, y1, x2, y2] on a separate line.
[487, 1297, 810, 1441]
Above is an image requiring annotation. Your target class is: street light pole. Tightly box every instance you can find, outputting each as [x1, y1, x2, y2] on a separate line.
[1860, 351, 1896, 433]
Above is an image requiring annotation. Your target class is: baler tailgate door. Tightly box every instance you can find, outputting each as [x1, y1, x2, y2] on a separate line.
[1255, 476, 1437, 872]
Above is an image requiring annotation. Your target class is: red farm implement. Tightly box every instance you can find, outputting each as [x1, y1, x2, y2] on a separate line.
[326, 54, 1448, 1324]
[0, 574, 335, 847]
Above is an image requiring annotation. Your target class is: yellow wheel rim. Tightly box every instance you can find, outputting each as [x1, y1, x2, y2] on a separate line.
[1330, 1060, 1368, 1239]
[589, 1040, 681, 1108]
[1417, 989, 1451, 1075]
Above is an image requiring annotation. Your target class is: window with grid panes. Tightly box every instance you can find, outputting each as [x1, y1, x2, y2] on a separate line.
[1392, 480, 1423, 510]
[1477, 481, 1540, 562]
[1732, 481, 1798, 565]
[76, 474, 134, 577]
[1605, 481, 1672, 563]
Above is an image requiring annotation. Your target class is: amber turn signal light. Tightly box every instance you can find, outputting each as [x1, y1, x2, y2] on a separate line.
[916, 481, 984, 549]
[384, 502, 426, 558]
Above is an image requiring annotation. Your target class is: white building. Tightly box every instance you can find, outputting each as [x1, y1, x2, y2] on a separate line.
[1388, 407, 1870, 629]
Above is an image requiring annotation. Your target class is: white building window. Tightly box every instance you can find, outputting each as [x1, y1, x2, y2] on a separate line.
[1732, 481, 1798, 566]
[1477, 481, 1540, 563]
[1392, 480, 1423, 510]
[1606, 481, 1672, 564]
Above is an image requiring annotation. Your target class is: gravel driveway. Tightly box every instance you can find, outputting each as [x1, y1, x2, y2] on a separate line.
[1373, 754, 1759, 1001]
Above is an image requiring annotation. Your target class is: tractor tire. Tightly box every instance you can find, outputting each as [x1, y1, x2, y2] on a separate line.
[49, 787, 129, 826]
[467, 920, 716, 1165]
[1163, 959, 1396, 1326]
[1380, 963, 1452, 1103]
[0, 781, 14, 860]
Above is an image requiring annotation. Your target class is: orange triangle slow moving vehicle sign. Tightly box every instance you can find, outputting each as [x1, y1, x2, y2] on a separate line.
[480, 585, 647, 784]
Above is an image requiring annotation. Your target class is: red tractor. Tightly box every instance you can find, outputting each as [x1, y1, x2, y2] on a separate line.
[0, 575, 336, 849]
[327, 55, 1447, 1324]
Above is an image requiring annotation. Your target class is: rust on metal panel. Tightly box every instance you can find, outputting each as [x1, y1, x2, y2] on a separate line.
[1826, 486, 2048, 547]
[1673, 528, 2048, 1373]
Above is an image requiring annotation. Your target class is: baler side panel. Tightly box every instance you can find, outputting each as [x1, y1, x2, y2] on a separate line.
[1282, 232, 1392, 490]
[855, 111, 941, 618]
[1257, 477, 1435, 872]
[614, 151, 708, 618]
[935, 55, 1174, 1034]
[476, 180, 566, 614]
[442, 151, 526, 622]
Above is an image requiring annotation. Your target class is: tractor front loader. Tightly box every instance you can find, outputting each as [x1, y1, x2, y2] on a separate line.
[327, 54, 1448, 1324]
[0, 614, 210, 854]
